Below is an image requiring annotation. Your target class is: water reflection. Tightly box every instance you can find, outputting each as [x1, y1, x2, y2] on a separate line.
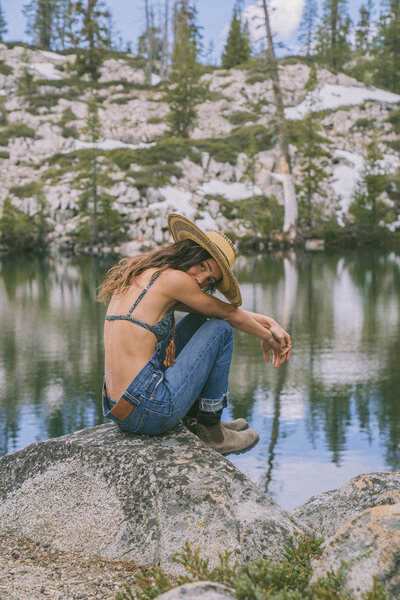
[0, 251, 399, 509]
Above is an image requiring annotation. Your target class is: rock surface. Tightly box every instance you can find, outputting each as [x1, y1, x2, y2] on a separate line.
[0, 532, 144, 599]
[291, 472, 400, 538]
[0, 423, 300, 574]
[157, 582, 236, 600]
[311, 503, 400, 598]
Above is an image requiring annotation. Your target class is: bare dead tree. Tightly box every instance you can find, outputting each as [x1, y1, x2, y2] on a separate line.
[261, 0, 298, 238]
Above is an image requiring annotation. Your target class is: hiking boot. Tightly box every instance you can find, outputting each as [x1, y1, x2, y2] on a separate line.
[221, 418, 249, 431]
[195, 422, 259, 456]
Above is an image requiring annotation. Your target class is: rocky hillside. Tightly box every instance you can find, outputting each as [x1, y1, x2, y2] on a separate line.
[0, 43, 399, 253]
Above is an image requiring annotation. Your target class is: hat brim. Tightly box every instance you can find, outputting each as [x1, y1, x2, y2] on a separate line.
[168, 213, 242, 306]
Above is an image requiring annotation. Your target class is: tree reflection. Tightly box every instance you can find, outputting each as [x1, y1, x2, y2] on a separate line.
[0, 255, 113, 454]
[0, 250, 399, 483]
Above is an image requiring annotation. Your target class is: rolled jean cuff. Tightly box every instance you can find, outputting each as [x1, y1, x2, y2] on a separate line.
[198, 392, 228, 413]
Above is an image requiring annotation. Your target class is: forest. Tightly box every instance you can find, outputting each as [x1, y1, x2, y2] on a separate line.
[0, 0, 399, 252]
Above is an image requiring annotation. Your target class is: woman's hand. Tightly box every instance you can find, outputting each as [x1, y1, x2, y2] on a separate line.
[261, 324, 292, 368]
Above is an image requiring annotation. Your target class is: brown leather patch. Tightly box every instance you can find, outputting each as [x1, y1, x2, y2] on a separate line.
[109, 398, 134, 421]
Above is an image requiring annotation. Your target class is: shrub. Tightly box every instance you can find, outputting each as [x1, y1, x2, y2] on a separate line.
[0, 60, 13, 76]
[9, 182, 42, 198]
[114, 534, 390, 600]
[227, 111, 259, 126]
[0, 123, 35, 146]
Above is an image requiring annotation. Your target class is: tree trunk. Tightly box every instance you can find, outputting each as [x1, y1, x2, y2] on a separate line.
[261, 0, 298, 238]
[160, 0, 169, 80]
[144, 0, 153, 84]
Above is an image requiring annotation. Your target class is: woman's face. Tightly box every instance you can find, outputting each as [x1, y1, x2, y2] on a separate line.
[186, 258, 222, 290]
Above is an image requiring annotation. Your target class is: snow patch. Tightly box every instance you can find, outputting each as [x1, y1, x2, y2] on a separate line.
[285, 84, 400, 120]
[30, 62, 63, 80]
[198, 180, 262, 201]
[151, 73, 161, 86]
[39, 50, 66, 62]
[73, 139, 155, 152]
[332, 150, 364, 217]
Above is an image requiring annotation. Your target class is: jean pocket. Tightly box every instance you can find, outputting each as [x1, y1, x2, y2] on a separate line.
[118, 399, 147, 433]
[139, 369, 165, 402]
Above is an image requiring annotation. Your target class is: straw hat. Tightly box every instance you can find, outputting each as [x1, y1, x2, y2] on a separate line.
[168, 213, 242, 306]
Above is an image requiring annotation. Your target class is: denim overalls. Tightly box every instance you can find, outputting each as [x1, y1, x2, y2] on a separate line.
[102, 276, 233, 435]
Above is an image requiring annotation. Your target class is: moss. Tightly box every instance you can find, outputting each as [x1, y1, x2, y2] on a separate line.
[9, 181, 42, 198]
[227, 111, 259, 126]
[107, 138, 196, 170]
[129, 164, 183, 190]
[0, 123, 36, 145]
[387, 106, 400, 131]
[0, 60, 13, 76]
[147, 115, 164, 124]
[350, 117, 371, 131]
[109, 96, 137, 105]
[195, 124, 273, 164]
[26, 93, 63, 114]
[245, 73, 268, 84]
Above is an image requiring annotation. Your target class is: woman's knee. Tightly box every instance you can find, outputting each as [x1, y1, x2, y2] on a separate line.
[208, 317, 233, 342]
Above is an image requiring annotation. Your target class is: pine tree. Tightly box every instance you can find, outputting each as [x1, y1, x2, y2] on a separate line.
[76, 95, 125, 248]
[372, 0, 400, 93]
[17, 49, 35, 101]
[23, 0, 57, 49]
[68, 0, 112, 81]
[296, 64, 331, 230]
[0, 197, 33, 251]
[0, 0, 8, 42]
[33, 186, 51, 249]
[222, 1, 251, 69]
[53, 0, 74, 51]
[355, 0, 374, 52]
[166, 0, 205, 138]
[349, 131, 392, 234]
[78, 93, 101, 245]
[315, 0, 352, 71]
[297, 0, 319, 58]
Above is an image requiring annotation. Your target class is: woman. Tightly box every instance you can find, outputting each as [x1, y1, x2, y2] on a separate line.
[97, 213, 292, 456]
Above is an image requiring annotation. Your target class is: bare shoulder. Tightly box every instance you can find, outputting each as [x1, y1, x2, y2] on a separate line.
[158, 269, 195, 291]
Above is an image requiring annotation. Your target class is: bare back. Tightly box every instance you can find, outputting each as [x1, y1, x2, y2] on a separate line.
[104, 269, 175, 401]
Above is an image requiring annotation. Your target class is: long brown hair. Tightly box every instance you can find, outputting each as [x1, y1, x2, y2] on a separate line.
[97, 239, 215, 303]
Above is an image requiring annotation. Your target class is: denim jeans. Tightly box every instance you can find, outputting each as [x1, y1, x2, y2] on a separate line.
[102, 314, 233, 435]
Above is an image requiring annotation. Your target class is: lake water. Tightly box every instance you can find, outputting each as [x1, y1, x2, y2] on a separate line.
[0, 250, 399, 510]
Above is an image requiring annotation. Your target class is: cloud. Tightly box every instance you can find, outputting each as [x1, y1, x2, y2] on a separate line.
[224, 0, 305, 44]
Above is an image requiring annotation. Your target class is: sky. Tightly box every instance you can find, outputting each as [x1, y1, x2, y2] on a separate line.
[2, 0, 366, 61]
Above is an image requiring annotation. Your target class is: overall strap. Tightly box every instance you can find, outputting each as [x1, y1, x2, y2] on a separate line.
[128, 272, 161, 315]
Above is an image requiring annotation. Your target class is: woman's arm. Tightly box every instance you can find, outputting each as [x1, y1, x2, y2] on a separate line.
[163, 271, 291, 367]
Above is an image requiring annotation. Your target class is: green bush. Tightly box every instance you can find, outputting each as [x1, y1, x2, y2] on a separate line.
[195, 125, 273, 165]
[0, 194, 50, 252]
[130, 164, 183, 190]
[0, 123, 35, 146]
[350, 117, 371, 131]
[147, 115, 164, 124]
[227, 111, 259, 126]
[245, 73, 268, 85]
[9, 182, 42, 198]
[0, 60, 13, 76]
[115, 534, 391, 600]
[26, 93, 63, 114]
